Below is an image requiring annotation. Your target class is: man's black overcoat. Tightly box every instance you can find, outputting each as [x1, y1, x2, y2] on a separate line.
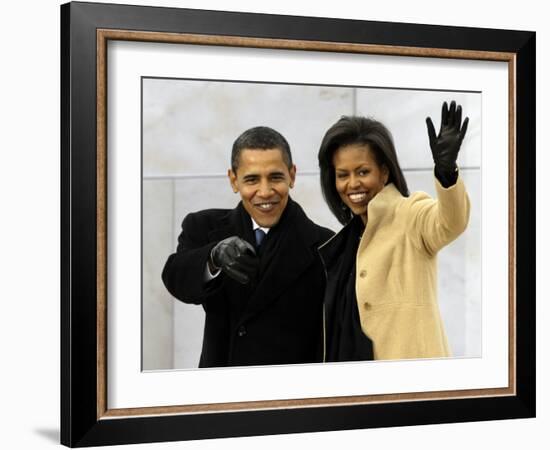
[162, 198, 333, 367]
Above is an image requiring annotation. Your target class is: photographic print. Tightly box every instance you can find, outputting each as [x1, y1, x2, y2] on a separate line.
[141, 78, 482, 371]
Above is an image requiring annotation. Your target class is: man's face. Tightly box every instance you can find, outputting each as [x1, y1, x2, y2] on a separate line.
[229, 148, 296, 228]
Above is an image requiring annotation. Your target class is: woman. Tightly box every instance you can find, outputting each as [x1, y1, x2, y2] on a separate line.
[318, 101, 470, 361]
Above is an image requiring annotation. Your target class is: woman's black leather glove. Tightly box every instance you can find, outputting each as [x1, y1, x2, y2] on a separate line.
[209, 236, 258, 284]
[426, 100, 469, 188]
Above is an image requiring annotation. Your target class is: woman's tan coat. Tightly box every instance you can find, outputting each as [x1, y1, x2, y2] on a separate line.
[355, 176, 470, 360]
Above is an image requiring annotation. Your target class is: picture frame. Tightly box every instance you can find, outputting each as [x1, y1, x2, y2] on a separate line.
[61, 1, 535, 447]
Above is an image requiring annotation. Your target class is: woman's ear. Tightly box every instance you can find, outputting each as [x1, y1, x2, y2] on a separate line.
[383, 165, 390, 185]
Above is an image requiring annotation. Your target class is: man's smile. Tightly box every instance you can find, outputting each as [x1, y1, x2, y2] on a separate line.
[253, 201, 279, 212]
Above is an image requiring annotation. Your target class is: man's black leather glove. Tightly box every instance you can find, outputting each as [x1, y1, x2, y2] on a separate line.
[209, 236, 258, 284]
[426, 100, 469, 188]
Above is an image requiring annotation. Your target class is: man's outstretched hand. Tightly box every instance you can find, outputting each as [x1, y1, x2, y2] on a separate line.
[210, 236, 258, 284]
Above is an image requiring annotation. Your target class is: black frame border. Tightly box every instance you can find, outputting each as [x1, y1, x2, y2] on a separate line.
[61, 1, 535, 447]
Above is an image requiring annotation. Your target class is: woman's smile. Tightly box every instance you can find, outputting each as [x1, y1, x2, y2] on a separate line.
[348, 192, 368, 204]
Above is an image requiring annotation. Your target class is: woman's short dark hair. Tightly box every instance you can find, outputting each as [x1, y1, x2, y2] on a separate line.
[231, 126, 293, 173]
[318, 116, 409, 225]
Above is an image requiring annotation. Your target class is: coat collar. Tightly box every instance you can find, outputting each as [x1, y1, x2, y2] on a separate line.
[318, 216, 360, 267]
[207, 198, 323, 323]
[242, 198, 323, 323]
[207, 202, 255, 248]
[362, 183, 403, 242]
[319, 183, 404, 266]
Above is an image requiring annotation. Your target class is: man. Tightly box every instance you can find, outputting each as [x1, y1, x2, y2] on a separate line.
[162, 126, 333, 368]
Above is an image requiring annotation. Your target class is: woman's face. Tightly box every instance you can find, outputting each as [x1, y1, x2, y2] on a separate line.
[333, 143, 389, 223]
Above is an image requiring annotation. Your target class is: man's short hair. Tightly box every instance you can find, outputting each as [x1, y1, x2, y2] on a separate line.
[231, 126, 293, 172]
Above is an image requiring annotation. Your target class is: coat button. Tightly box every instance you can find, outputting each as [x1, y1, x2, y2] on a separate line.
[359, 269, 367, 278]
[237, 326, 247, 337]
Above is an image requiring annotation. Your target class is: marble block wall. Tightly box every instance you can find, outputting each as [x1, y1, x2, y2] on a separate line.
[142, 78, 482, 370]
[142, 180, 174, 369]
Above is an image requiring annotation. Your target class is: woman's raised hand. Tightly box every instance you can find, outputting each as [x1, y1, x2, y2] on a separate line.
[426, 100, 469, 174]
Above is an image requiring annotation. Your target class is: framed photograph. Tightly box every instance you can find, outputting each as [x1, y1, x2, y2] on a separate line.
[61, 1, 535, 447]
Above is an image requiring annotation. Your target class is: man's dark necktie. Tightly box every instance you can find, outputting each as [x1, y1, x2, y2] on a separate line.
[254, 228, 266, 249]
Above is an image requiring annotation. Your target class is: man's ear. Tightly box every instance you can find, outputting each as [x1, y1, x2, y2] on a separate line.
[228, 169, 239, 193]
[289, 164, 297, 188]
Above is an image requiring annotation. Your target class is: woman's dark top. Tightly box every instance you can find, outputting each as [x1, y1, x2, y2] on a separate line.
[319, 216, 374, 362]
